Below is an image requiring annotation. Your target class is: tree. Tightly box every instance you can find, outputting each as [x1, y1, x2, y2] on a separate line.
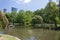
[32, 15, 43, 25]
[34, 9, 44, 16]
[0, 10, 3, 28]
[34, 9, 45, 22]
[0, 10, 3, 21]
[16, 10, 26, 25]
[3, 15, 9, 29]
[5, 11, 17, 23]
[55, 17, 60, 23]
[11, 11, 17, 23]
[44, 2, 59, 28]
[0, 10, 9, 29]
[25, 10, 34, 25]
[5, 12, 11, 22]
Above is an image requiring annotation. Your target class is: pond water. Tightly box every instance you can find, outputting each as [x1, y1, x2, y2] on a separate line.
[0, 28, 60, 40]
[0, 31, 4, 34]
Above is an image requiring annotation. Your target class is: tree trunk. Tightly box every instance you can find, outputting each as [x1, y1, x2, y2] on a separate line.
[54, 19, 57, 30]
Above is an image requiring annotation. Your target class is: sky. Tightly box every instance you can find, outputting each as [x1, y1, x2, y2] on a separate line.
[0, 0, 58, 12]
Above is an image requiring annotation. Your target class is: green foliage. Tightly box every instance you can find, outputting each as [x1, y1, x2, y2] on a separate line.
[25, 10, 34, 25]
[32, 15, 43, 25]
[44, 2, 59, 23]
[5, 11, 17, 23]
[16, 10, 26, 25]
[45, 2, 58, 11]
[5, 12, 11, 22]
[11, 11, 17, 23]
[34, 9, 45, 16]
[55, 17, 60, 24]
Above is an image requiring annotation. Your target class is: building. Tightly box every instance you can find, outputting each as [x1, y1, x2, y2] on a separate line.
[3, 8, 7, 13]
[11, 7, 17, 12]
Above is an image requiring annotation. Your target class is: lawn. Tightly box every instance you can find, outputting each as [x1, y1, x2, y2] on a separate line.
[0, 34, 21, 40]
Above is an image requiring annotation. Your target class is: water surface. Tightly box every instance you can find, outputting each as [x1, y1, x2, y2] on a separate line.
[0, 28, 60, 40]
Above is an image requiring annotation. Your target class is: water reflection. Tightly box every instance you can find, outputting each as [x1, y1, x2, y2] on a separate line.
[24, 30, 36, 40]
[0, 31, 4, 34]
[24, 36, 36, 40]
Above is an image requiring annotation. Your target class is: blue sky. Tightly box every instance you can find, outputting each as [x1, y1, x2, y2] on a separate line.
[0, 0, 58, 12]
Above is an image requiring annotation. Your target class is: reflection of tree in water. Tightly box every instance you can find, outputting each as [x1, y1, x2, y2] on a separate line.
[24, 30, 37, 40]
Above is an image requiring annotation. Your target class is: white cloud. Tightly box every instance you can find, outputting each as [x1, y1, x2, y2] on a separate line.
[23, 0, 31, 3]
[12, 0, 31, 4]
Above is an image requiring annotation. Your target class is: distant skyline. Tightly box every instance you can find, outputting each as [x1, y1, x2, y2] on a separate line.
[0, 0, 58, 12]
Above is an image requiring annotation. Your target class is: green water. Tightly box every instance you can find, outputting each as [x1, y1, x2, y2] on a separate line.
[0, 28, 60, 40]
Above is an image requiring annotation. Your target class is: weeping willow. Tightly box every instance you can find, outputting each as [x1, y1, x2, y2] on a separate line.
[0, 10, 9, 29]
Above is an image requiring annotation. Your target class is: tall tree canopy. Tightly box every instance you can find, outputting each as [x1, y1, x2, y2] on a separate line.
[44, 2, 59, 27]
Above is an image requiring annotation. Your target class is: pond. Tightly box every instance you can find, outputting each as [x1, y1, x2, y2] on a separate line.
[0, 28, 60, 40]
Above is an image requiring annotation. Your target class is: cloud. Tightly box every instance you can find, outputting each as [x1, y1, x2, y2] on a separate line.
[12, 0, 31, 4]
[24, 0, 31, 3]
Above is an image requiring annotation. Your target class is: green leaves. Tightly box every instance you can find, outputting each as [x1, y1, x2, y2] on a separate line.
[44, 2, 59, 23]
[32, 15, 43, 24]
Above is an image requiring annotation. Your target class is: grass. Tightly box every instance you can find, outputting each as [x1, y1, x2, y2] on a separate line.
[0, 34, 18, 40]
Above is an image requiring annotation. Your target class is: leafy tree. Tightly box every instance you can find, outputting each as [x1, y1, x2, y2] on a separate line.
[3, 15, 9, 29]
[0, 10, 3, 28]
[0, 10, 9, 29]
[11, 11, 17, 23]
[25, 10, 34, 25]
[32, 15, 43, 25]
[55, 17, 60, 23]
[5, 12, 11, 22]
[5, 11, 17, 23]
[34, 9, 45, 16]
[44, 2, 59, 28]
[34, 9, 45, 22]
[16, 10, 26, 25]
